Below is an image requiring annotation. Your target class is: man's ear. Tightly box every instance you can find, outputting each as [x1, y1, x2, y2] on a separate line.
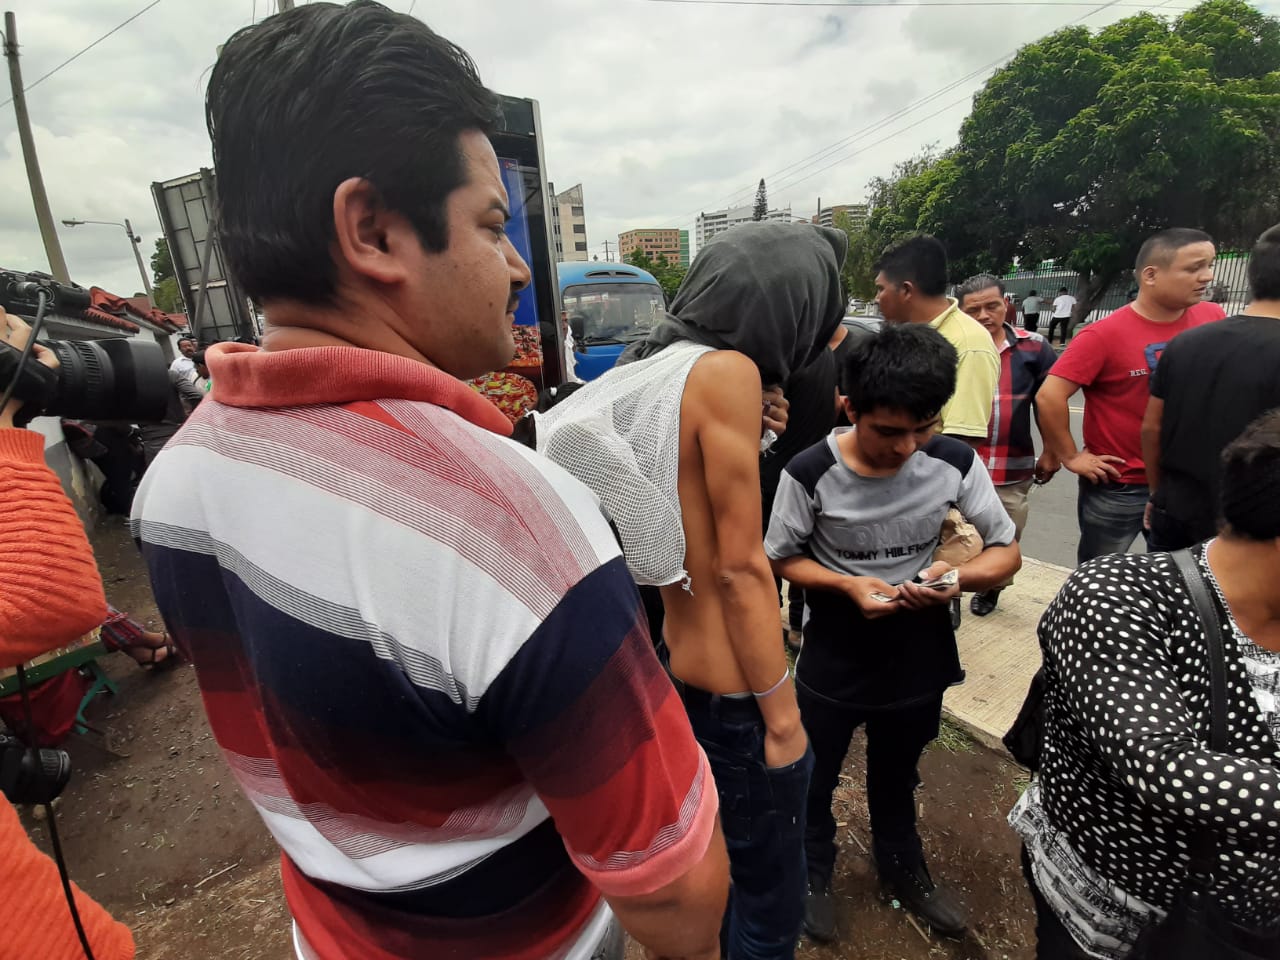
[331, 177, 412, 287]
[900, 280, 915, 300]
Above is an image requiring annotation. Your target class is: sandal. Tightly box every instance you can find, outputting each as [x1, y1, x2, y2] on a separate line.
[128, 632, 181, 671]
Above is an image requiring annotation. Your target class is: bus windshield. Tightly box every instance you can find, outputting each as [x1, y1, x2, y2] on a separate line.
[563, 282, 665, 344]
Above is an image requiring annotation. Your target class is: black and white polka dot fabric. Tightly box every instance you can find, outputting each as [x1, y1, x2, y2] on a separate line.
[1024, 546, 1280, 944]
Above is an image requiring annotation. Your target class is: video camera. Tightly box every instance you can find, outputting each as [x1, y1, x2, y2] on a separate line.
[0, 269, 170, 423]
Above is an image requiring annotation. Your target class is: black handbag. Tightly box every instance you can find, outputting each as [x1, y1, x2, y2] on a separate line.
[1002, 666, 1046, 771]
[1124, 550, 1280, 959]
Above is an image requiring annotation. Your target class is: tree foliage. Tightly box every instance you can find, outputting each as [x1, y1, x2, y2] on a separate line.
[151, 237, 175, 285]
[624, 248, 688, 302]
[831, 210, 877, 301]
[864, 0, 1280, 314]
[152, 277, 183, 313]
[753, 178, 768, 221]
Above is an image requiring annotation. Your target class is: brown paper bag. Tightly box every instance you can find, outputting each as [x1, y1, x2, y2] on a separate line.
[933, 506, 983, 567]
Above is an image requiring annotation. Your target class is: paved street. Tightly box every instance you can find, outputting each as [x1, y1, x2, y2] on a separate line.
[1018, 405, 1083, 567]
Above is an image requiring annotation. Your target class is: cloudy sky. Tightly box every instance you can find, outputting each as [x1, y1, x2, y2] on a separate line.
[0, 0, 1263, 298]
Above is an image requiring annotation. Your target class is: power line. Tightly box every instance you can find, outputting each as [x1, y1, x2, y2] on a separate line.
[0, 0, 163, 109]
[695, 57, 1003, 218]
[642, 0, 1190, 7]
[676, 0, 1132, 225]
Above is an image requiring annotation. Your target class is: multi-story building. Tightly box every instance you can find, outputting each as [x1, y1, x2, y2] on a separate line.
[548, 182, 588, 262]
[618, 228, 690, 267]
[695, 203, 793, 249]
[811, 203, 869, 230]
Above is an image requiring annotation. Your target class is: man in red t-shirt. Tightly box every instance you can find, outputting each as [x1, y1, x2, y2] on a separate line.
[1037, 228, 1224, 563]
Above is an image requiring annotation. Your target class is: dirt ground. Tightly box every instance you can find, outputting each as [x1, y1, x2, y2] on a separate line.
[16, 516, 1036, 959]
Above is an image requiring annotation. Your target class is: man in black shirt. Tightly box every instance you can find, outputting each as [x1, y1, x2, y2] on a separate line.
[1142, 223, 1280, 549]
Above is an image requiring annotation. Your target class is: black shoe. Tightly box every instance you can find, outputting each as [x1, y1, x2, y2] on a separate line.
[803, 873, 838, 943]
[878, 854, 968, 938]
[949, 596, 962, 630]
[970, 589, 1001, 617]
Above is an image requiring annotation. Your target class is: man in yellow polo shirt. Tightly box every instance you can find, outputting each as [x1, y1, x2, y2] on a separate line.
[873, 235, 998, 443]
[873, 235, 999, 629]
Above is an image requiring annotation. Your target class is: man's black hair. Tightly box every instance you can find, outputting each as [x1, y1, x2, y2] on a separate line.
[839, 323, 958, 421]
[206, 0, 500, 305]
[191, 350, 207, 366]
[873, 235, 948, 297]
[1248, 223, 1280, 301]
[1058, 286, 1069, 293]
[956, 273, 1005, 303]
[1028, 289, 1037, 297]
[1134, 228, 1214, 272]
[1220, 409, 1280, 541]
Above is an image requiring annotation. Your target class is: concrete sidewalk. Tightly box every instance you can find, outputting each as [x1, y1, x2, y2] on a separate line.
[943, 556, 1071, 748]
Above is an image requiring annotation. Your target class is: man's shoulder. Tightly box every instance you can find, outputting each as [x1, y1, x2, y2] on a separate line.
[1186, 301, 1227, 325]
[783, 435, 838, 497]
[919, 434, 975, 478]
[147, 397, 622, 576]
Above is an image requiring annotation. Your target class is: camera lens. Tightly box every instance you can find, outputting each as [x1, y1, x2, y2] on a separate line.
[0, 736, 72, 806]
[42, 338, 170, 422]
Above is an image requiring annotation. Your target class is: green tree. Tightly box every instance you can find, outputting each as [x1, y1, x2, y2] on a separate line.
[928, 0, 1280, 317]
[152, 277, 183, 313]
[831, 210, 877, 301]
[625, 248, 687, 302]
[752, 178, 768, 221]
[151, 237, 175, 285]
[149, 238, 185, 312]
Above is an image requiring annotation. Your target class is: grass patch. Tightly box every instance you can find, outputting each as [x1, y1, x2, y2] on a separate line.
[932, 715, 976, 754]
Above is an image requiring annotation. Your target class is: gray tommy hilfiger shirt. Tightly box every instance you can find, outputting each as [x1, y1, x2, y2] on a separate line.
[765, 428, 1016, 584]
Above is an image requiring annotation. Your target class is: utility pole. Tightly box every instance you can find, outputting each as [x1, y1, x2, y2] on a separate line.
[4, 12, 70, 283]
[124, 220, 153, 301]
[602, 240, 614, 260]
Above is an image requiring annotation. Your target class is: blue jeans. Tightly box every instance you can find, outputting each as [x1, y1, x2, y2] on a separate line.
[675, 680, 814, 960]
[1076, 479, 1150, 565]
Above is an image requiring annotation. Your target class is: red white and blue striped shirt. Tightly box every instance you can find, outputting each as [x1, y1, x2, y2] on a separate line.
[975, 324, 1057, 485]
[132, 343, 717, 960]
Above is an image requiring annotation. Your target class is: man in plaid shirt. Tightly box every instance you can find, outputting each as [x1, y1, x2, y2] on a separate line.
[957, 275, 1060, 616]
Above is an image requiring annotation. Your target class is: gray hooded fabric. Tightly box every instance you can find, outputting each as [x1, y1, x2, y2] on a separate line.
[534, 221, 851, 588]
[617, 221, 849, 386]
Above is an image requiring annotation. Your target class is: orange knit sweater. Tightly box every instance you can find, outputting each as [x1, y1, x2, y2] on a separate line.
[0, 427, 134, 960]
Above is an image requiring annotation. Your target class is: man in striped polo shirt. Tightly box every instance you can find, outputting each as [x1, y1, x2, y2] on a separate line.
[955, 274, 1060, 616]
[131, 4, 727, 959]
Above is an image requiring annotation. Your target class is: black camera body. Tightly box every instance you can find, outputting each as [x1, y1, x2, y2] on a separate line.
[0, 732, 71, 806]
[0, 269, 170, 423]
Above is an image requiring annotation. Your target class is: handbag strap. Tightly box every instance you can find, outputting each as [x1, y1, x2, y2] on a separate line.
[1170, 548, 1230, 888]
[1171, 549, 1228, 751]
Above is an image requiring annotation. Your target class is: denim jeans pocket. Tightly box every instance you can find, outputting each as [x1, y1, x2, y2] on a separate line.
[701, 738, 755, 843]
[765, 745, 814, 840]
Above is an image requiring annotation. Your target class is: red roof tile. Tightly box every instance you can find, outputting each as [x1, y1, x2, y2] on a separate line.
[89, 287, 187, 333]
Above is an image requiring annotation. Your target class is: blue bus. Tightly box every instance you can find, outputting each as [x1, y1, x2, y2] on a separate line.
[558, 261, 666, 381]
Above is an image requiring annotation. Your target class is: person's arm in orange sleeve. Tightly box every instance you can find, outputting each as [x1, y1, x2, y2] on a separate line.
[0, 312, 134, 960]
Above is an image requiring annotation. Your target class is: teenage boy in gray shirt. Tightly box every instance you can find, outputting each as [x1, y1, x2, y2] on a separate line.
[766, 323, 1020, 944]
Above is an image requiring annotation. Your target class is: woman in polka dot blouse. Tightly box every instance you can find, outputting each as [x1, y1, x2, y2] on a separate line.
[1010, 410, 1280, 959]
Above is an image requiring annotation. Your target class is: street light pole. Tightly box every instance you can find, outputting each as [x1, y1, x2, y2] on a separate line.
[62, 217, 154, 303]
[123, 219, 154, 301]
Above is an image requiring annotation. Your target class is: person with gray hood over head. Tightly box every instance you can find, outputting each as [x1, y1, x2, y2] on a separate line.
[535, 221, 848, 960]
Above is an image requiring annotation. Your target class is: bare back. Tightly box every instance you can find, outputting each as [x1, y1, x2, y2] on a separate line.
[661, 352, 766, 695]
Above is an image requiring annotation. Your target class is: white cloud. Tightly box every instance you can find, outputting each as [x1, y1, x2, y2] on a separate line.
[0, 0, 1272, 292]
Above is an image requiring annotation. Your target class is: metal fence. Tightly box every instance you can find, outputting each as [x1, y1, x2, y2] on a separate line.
[993, 253, 1252, 326]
